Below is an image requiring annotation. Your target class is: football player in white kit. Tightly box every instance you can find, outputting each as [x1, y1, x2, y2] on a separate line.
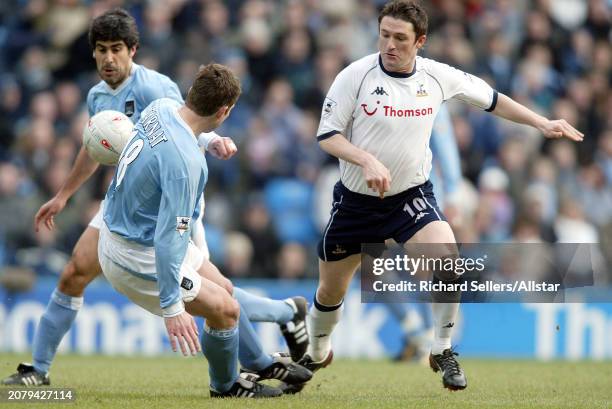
[294, 0, 584, 392]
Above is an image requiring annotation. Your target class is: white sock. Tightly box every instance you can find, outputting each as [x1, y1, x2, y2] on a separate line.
[306, 296, 343, 362]
[431, 302, 459, 355]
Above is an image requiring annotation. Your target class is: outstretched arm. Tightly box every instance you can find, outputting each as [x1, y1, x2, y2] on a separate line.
[492, 93, 584, 142]
[34, 146, 99, 231]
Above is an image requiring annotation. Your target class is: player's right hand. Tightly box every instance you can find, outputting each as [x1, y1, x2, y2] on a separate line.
[34, 196, 67, 232]
[362, 155, 392, 198]
[208, 136, 238, 160]
[164, 311, 201, 356]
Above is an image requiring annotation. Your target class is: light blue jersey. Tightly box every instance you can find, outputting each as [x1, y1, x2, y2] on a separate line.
[429, 105, 461, 208]
[87, 63, 183, 123]
[103, 98, 208, 310]
[29, 63, 194, 376]
[87, 62, 205, 222]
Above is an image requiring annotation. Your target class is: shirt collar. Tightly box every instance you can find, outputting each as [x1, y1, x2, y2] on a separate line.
[103, 63, 139, 95]
[378, 54, 417, 78]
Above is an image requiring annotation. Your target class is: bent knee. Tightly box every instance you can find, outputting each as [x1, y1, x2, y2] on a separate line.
[57, 256, 99, 296]
[316, 285, 345, 306]
[71, 244, 100, 272]
[210, 296, 239, 328]
[224, 298, 240, 323]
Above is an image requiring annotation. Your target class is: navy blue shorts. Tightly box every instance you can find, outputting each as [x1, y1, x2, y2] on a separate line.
[317, 180, 446, 261]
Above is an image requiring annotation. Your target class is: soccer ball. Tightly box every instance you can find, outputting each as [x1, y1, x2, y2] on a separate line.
[83, 110, 134, 165]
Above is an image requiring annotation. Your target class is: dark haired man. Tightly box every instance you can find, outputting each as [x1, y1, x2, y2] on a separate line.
[298, 0, 583, 392]
[97, 63, 278, 397]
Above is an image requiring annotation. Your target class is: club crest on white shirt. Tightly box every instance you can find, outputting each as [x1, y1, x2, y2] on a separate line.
[416, 83, 428, 97]
[176, 216, 191, 236]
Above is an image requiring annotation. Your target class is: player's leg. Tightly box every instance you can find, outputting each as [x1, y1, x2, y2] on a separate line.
[183, 277, 242, 394]
[232, 287, 308, 361]
[2, 226, 101, 386]
[279, 254, 360, 395]
[196, 259, 312, 384]
[406, 221, 459, 353]
[305, 181, 370, 367]
[98, 226, 281, 398]
[197, 258, 274, 373]
[307, 254, 361, 363]
[35, 226, 102, 371]
[232, 287, 295, 324]
[237, 310, 312, 385]
[183, 275, 283, 397]
[192, 198, 309, 360]
[193, 197, 300, 325]
[198, 225, 309, 361]
[405, 220, 467, 390]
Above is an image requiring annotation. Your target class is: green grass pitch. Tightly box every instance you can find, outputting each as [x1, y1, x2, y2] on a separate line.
[1, 353, 611, 408]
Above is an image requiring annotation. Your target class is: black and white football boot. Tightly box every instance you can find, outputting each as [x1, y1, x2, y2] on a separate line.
[280, 296, 309, 362]
[210, 373, 283, 398]
[241, 352, 312, 385]
[429, 348, 467, 391]
[2, 363, 50, 386]
[279, 350, 333, 395]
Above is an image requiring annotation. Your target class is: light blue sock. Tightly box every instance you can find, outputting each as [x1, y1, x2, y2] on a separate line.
[32, 289, 83, 374]
[201, 325, 239, 393]
[237, 304, 274, 371]
[233, 287, 294, 324]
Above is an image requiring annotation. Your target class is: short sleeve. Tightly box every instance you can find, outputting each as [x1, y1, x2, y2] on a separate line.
[316, 67, 359, 141]
[428, 60, 498, 112]
[141, 77, 184, 106]
[86, 88, 95, 117]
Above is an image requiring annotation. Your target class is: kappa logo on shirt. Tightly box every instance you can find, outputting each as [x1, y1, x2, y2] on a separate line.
[176, 216, 191, 236]
[371, 86, 389, 96]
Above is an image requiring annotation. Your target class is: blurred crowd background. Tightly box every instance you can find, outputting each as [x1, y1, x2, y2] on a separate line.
[0, 0, 610, 282]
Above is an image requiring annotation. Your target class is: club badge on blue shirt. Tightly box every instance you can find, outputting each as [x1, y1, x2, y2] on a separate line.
[176, 216, 191, 236]
[125, 100, 135, 117]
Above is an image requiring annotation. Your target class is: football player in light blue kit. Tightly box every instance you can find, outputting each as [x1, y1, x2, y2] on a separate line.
[99, 64, 281, 397]
[2, 8, 308, 388]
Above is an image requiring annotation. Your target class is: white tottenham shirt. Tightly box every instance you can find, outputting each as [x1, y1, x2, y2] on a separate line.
[317, 53, 498, 196]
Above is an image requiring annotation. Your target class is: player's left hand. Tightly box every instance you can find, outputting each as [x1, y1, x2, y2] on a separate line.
[164, 311, 201, 356]
[208, 136, 238, 160]
[538, 119, 584, 142]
